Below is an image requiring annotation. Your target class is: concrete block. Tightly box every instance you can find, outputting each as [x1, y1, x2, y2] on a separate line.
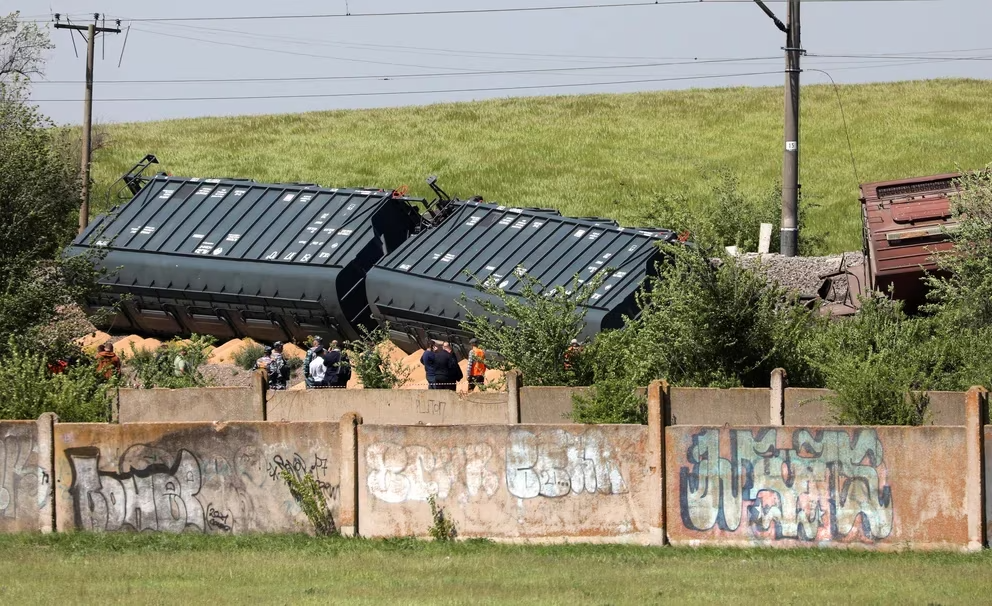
[266, 389, 507, 425]
[0, 421, 48, 533]
[55, 421, 340, 534]
[667, 424, 970, 550]
[118, 387, 263, 423]
[518, 387, 588, 423]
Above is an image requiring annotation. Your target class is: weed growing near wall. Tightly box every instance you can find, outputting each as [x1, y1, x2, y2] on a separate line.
[280, 470, 336, 536]
[347, 324, 410, 389]
[127, 334, 216, 389]
[427, 494, 456, 542]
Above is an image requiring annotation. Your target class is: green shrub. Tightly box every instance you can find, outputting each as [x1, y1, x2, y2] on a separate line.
[234, 342, 265, 371]
[127, 334, 216, 389]
[280, 470, 336, 536]
[458, 270, 603, 387]
[347, 324, 409, 389]
[0, 342, 112, 422]
[571, 379, 647, 425]
[427, 494, 456, 542]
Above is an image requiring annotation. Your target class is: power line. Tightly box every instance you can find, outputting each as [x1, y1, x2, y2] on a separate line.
[29, 56, 781, 85]
[28, 69, 784, 102]
[21, 2, 699, 24]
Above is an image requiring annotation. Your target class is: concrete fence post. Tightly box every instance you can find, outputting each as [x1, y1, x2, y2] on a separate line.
[253, 369, 268, 420]
[965, 386, 988, 551]
[647, 380, 669, 545]
[770, 368, 787, 426]
[338, 412, 363, 537]
[506, 370, 522, 424]
[36, 412, 57, 533]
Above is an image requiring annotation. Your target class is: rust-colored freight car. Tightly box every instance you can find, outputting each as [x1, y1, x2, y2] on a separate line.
[860, 173, 959, 310]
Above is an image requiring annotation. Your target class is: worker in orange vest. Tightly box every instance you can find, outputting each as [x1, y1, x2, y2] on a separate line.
[467, 338, 486, 391]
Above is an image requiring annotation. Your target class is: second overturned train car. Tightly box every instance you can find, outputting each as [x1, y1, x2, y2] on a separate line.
[69, 159, 678, 352]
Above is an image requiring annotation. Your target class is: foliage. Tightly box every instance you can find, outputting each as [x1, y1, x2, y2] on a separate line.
[280, 470, 336, 536]
[426, 494, 456, 542]
[459, 270, 604, 387]
[1, 12, 51, 81]
[571, 378, 648, 425]
[810, 297, 949, 425]
[126, 335, 216, 389]
[0, 341, 113, 422]
[234, 342, 266, 371]
[346, 324, 410, 389]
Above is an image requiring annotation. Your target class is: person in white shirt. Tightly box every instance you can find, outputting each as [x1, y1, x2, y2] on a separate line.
[308, 346, 327, 387]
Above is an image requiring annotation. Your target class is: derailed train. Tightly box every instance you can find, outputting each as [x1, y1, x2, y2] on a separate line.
[68, 156, 679, 354]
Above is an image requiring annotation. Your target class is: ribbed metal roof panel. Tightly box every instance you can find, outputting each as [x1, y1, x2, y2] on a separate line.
[367, 200, 675, 353]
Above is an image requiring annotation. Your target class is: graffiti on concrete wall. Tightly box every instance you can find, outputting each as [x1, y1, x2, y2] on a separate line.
[680, 428, 893, 542]
[366, 428, 629, 503]
[68, 447, 206, 532]
[67, 440, 339, 533]
[366, 442, 500, 504]
[0, 433, 45, 520]
[506, 428, 627, 499]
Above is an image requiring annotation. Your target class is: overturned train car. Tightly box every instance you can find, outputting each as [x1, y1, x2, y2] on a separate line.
[366, 201, 677, 354]
[69, 162, 677, 351]
[68, 173, 421, 343]
[860, 173, 960, 310]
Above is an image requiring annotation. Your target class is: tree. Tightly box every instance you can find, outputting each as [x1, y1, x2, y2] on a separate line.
[459, 270, 604, 387]
[347, 325, 410, 389]
[0, 19, 107, 365]
[1, 12, 52, 81]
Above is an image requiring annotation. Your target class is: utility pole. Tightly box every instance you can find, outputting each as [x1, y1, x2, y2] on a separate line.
[754, 0, 802, 257]
[54, 14, 121, 234]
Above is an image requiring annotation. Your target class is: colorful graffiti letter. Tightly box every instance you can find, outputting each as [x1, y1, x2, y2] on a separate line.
[680, 428, 893, 543]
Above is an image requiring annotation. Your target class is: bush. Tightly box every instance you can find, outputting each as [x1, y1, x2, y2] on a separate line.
[127, 334, 216, 389]
[280, 470, 335, 536]
[0, 342, 112, 422]
[234, 342, 265, 371]
[347, 325, 409, 389]
[459, 270, 604, 387]
[573, 243, 821, 423]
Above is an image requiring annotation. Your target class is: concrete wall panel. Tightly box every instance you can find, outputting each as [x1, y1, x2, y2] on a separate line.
[55, 422, 339, 534]
[670, 388, 769, 425]
[267, 389, 507, 424]
[0, 421, 48, 533]
[119, 388, 262, 423]
[518, 387, 586, 423]
[666, 425, 969, 549]
[358, 424, 655, 542]
[785, 389, 967, 426]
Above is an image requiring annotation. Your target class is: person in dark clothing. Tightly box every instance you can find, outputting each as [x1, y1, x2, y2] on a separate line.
[420, 342, 437, 389]
[431, 342, 462, 391]
[322, 340, 342, 387]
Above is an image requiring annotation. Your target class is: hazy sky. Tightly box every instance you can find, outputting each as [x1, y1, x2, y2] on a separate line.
[12, 0, 992, 125]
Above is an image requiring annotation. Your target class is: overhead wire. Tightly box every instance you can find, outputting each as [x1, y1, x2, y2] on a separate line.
[28, 69, 785, 102]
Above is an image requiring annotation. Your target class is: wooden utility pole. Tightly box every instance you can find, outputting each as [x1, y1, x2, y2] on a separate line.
[753, 0, 802, 256]
[54, 14, 121, 234]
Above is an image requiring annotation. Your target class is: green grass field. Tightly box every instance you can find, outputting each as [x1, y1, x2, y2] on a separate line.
[1, 533, 990, 604]
[91, 78, 992, 254]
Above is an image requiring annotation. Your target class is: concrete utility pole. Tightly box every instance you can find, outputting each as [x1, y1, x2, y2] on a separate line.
[753, 0, 802, 256]
[54, 14, 121, 234]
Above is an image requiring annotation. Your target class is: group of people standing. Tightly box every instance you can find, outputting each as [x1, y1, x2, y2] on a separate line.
[253, 341, 291, 390]
[420, 338, 487, 391]
[303, 336, 352, 389]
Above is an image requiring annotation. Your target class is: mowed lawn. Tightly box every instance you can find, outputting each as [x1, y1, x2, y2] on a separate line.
[91, 78, 992, 254]
[1, 534, 990, 604]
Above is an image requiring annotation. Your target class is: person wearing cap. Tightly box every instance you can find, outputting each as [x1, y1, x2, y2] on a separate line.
[467, 338, 486, 392]
[268, 342, 289, 390]
[308, 346, 327, 387]
[322, 340, 342, 388]
[254, 346, 273, 372]
[95, 341, 122, 380]
[564, 338, 582, 372]
[303, 336, 324, 389]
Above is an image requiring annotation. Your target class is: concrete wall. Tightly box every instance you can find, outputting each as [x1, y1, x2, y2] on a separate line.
[267, 389, 508, 425]
[54, 421, 340, 534]
[118, 387, 263, 423]
[518, 387, 586, 423]
[0, 419, 53, 533]
[358, 424, 657, 542]
[670, 388, 768, 425]
[666, 425, 969, 549]
[784, 389, 968, 426]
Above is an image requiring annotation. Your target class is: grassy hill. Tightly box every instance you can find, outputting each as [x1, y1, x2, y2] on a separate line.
[90, 78, 992, 254]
